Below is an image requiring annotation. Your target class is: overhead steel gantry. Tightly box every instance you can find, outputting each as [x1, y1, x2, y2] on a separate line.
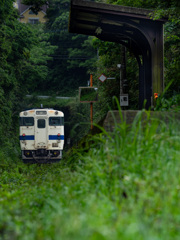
[69, 0, 167, 109]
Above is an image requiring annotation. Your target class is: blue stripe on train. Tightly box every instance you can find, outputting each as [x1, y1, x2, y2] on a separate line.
[19, 135, 34, 140]
[19, 135, 64, 140]
[49, 135, 64, 140]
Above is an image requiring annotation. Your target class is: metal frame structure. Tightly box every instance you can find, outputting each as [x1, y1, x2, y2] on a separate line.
[69, 0, 167, 109]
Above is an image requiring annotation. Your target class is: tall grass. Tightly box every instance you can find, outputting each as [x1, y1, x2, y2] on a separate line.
[79, 109, 180, 239]
[0, 108, 180, 240]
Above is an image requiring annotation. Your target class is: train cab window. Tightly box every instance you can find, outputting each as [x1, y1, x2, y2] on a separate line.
[38, 119, 45, 128]
[49, 117, 64, 126]
[20, 117, 34, 126]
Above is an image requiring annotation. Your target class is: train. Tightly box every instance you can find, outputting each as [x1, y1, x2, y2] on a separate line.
[19, 108, 64, 163]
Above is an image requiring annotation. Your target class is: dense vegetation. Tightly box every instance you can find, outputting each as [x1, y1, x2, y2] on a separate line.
[0, 0, 179, 238]
[0, 112, 180, 239]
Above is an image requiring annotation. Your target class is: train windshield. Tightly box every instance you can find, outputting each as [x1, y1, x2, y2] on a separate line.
[38, 119, 46, 128]
[49, 117, 64, 126]
[20, 117, 34, 126]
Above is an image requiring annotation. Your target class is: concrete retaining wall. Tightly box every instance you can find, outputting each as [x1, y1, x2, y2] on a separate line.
[103, 110, 180, 132]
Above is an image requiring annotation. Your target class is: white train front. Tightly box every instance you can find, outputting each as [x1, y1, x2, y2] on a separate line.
[19, 109, 64, 163]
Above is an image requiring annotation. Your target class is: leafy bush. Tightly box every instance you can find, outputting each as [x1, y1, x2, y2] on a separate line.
[155, 94, 180, 111]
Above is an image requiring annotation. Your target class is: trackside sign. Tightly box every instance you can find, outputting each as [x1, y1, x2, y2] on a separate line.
[98, 74, 107, 82]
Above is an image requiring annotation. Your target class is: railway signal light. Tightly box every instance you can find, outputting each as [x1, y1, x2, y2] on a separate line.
[154, 93, 158, 99]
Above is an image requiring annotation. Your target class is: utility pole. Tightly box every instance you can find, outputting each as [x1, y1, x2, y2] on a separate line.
[117, 63, 122, 94]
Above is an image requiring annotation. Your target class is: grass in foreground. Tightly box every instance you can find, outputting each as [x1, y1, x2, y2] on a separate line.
[0, 110, 180, 240]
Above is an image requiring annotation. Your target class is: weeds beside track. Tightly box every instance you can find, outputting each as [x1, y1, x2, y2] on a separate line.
[0, 110, 180, 240]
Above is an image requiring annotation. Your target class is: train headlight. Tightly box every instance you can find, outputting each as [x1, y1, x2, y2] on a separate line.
[24, 150, 32, 157]
[52, 150, 60, 157]
[24, 112, 28, 116]
[55, 111, 58, 115]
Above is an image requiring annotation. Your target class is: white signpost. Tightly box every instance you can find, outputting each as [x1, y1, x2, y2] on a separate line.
[98, 74, 107, 82]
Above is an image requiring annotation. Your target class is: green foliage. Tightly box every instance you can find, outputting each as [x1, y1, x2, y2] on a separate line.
[22, 0, 48, 14]
[68, 36, 97, 72]
[92, 39, 121, 109]
[20, 0, 97, 96]
[44, 0, 97, 96]
[155, 94, 180, 111]
[108, 0, 180, 12]
[0, 1, 34, 145]
[164, 21, 180, 94]
[0, 0, 17, 23]
[92, 39, 139, 110]
[19, 24, 57, 93]
[0, 1, 57, 149]
[0, 109, 180, 239]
